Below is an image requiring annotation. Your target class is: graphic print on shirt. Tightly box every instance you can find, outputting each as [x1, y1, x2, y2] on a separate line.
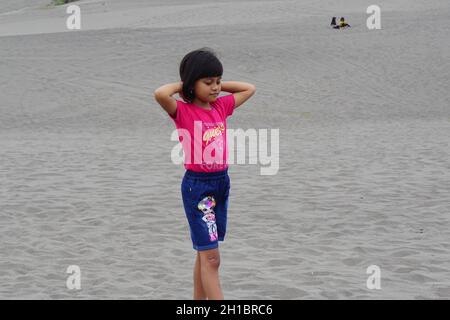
[202, 122, 225, 166]
[197, 196, 218, 241]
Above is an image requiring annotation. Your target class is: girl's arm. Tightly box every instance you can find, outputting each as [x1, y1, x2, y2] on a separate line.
[220, 81, 256, 109]
[153, 82, 182, 116]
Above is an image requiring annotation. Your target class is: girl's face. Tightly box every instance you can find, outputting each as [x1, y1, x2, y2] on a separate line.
[193, 76, 221, 102]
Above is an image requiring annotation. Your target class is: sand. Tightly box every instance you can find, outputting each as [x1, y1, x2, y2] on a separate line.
[0, 0, 449, 299]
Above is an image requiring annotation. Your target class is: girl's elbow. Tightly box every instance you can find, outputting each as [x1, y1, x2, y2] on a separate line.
[153, 89, 166, 101]
[153, 91, 165, 104]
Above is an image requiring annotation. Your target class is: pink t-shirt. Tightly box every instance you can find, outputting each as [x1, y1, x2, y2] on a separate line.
[170, 94, 235, 172]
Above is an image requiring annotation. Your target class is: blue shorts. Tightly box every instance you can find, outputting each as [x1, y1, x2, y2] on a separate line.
[181, 169, 230, 251]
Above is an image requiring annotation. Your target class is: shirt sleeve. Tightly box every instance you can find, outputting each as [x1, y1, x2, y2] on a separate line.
[169, 100, 183, 123]
[216, 94, 235, 118]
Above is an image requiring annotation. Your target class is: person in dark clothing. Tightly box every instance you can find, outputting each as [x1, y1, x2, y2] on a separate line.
[330, 17, 337, 27]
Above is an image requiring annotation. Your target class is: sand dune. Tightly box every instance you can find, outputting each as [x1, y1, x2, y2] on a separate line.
[0, 0, 449, 299]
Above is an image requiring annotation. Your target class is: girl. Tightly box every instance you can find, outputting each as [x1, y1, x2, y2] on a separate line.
[153, 48, 256, 300]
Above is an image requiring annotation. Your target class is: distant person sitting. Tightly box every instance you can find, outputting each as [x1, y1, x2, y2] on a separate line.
[337, 17, 351, 28]
[330, 17, 337, 27]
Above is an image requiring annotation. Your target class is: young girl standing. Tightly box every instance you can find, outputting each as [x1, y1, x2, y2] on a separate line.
[154, 48, 256, 300]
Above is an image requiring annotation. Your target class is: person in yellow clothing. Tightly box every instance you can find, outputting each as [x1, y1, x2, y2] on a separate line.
[338, 17, 351, 28]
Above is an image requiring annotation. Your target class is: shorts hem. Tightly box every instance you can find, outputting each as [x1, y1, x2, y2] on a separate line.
[194, 243, 219, 251]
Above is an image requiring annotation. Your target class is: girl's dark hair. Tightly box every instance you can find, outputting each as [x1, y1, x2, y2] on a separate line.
[179, 48, 223, 102]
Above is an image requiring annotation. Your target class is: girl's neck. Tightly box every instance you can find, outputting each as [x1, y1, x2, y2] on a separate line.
[192, 98, 211, 110]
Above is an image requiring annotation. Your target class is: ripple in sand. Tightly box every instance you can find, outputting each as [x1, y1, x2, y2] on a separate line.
[390, 250, 419, 258]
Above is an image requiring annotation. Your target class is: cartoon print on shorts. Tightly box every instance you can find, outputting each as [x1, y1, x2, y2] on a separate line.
[198, 196, 218, 242]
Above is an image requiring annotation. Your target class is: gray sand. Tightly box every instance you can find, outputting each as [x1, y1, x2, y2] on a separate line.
[0, 0, 449, 299]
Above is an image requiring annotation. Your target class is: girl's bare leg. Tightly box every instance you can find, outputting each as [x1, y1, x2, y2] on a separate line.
[199, 248, 224, 300]
[193, 251, 207, 300]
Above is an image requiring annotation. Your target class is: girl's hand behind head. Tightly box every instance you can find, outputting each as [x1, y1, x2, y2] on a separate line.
[179, 84, 190, 102]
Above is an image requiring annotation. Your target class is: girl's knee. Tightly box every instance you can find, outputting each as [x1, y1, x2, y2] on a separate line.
[199, 249, 221, 269]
